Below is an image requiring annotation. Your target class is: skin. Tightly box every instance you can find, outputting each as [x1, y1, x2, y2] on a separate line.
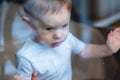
[14, 6, 120, 80]
[14, 72, 37, 80]
[24, 6, 70, 48]
[80, 28, 120, 59]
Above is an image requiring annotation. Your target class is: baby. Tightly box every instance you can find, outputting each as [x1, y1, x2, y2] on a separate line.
[14, 0, 120, 80]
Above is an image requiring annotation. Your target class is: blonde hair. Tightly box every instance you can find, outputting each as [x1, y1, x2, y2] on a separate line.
[23, 0, 71, 19]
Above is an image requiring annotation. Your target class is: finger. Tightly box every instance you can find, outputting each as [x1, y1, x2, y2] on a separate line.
[112, 29, 120, 38]
[108, 31, 113, 39]
[13, 75, 25, 80]
[114, 27, 120, 32]
[32, 72, 38, 80]
[110, 30, 120, 37]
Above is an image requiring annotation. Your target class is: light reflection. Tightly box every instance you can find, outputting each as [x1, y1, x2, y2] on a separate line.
[0, 1, 9, 52]
[11, 13, 32, 46]
[4, 59, 16, 75]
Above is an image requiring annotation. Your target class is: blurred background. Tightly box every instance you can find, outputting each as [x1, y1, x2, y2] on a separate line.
[0, 0, 120, 80]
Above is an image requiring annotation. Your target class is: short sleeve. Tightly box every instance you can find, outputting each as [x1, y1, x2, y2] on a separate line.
[68, 33, 85, 54]
[16, 54, 34, 80]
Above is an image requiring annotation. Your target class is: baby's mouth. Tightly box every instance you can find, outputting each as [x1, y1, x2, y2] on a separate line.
[52, 41, 63, 47]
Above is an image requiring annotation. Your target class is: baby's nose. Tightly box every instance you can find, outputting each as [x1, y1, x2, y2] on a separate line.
[53, 31, 62, 40]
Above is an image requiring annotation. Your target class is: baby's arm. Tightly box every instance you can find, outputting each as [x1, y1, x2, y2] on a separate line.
[79, 27, 120, 58]
[15, 55, 34, 80]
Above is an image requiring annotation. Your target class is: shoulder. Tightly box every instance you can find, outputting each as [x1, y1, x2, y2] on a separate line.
[67, 32, 80, 41]
[16, 37, 40, 58]
[66, 32, 75, 41]
[66, 32, 79, 44]
[68, 32, 75, 38]
[66, 32, 85, 54]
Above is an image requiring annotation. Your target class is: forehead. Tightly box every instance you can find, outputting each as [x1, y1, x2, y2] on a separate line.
[33, 7, 70, 27]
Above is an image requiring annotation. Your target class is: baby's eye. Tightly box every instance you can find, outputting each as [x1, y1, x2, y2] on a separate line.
[45, 28, 53, 30]
[62, 23, 68, 28]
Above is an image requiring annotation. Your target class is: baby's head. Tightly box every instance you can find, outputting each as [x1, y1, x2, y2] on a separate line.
[22, 0, 71, 47]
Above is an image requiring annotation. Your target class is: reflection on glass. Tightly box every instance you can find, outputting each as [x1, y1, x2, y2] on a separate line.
[4, 59, 16, 75]
[11, 13, 32, 47]
[0, 1, 9, 52]
[0, 65, 1, 80]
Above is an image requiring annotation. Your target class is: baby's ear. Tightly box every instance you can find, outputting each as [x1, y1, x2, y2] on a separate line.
[22, 16, 31, 24]
[22, 16, 33, 29]
[22, 17, 36, 30]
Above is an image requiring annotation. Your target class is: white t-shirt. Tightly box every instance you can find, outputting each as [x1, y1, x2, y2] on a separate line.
[16, 32, 85, 80]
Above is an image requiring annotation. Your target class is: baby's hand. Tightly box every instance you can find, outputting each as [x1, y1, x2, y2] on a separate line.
[13, 75, 25, 80]
[13, 72, 37, 80]
[106, 27, 120, 53]
[32, 72, 38, 80]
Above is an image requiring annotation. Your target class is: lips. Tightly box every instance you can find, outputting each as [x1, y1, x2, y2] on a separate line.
[52, 41, 62, 47]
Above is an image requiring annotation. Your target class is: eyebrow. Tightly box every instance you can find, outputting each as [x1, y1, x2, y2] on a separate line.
[44, 22, 69, 29]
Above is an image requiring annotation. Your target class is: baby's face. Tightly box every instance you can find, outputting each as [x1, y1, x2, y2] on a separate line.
[32, 7, 70, 47]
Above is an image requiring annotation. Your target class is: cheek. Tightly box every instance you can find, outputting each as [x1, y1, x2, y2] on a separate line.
[36, 30, 50, 40]
[65, 28, 69, 37]
[40, 34, 53, 42]
[63, 27, 69, 35]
